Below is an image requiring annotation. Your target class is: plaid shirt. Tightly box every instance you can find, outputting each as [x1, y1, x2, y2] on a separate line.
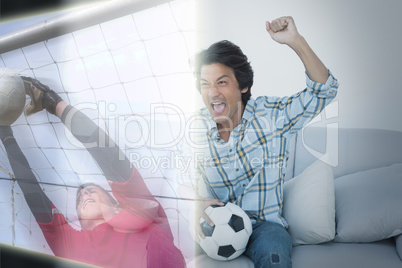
[191, 71, 339, 226]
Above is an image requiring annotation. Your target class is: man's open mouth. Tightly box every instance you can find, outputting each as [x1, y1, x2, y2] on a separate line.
[211, 102, 226, 114]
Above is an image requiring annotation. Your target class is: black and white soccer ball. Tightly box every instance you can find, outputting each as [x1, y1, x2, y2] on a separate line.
[199, 202, 253, 261]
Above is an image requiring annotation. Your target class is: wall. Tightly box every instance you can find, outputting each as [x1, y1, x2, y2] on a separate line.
[194, 0, 402, 132]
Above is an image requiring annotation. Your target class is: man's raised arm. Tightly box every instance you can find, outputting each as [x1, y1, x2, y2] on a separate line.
[266, 16, 329, 83]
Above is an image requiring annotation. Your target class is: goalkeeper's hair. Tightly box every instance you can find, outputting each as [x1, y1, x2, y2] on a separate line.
[194, 40, 253, 105]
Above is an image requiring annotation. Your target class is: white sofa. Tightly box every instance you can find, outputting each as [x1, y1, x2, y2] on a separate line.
[192, 126, 402, 268]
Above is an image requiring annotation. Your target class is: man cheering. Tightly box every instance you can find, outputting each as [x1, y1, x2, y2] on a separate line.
[192, 16, 339, 267]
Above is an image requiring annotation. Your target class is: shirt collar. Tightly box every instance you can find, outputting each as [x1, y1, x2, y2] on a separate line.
[242, 97, 255, 122]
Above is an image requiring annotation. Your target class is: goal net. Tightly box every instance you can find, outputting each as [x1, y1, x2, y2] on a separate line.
[0, 0, 198, 263]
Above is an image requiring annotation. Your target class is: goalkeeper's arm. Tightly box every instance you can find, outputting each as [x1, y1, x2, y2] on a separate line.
[57, 102, 133, 184]
[22, 76, 133, 184]
[0, 126, 53, 223]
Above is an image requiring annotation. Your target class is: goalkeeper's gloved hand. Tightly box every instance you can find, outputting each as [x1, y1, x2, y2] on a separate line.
[21, 76, 63, 116]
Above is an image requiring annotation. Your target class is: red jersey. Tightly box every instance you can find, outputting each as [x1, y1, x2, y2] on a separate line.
[38, 167, 185, 268]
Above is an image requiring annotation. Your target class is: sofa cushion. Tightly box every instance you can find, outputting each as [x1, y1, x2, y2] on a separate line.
[283, 160, 335, 245]
[292, 239, 402, 268]
[396, 235, 402, 261]
[334, 163, 402, 243]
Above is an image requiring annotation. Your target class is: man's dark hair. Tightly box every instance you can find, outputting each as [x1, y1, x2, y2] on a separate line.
[194, 40, 254, 105]
[76, 183, 117, 209]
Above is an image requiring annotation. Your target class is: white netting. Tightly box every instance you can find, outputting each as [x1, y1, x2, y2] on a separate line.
[0, 0, 197, 262]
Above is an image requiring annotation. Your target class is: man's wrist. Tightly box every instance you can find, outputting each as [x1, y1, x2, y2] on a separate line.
[286, 34, 306, 52]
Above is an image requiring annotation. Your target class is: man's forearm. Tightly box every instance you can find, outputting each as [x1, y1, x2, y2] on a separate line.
[288, 35, 329, 84]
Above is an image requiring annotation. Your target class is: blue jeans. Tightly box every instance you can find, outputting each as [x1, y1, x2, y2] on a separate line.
[244, 221, 292, 268]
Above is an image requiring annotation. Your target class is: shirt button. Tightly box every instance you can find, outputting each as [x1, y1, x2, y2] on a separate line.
[235, 168, 239, 172]
[229, 149, 232, 152]
[242, 184, 246, 187]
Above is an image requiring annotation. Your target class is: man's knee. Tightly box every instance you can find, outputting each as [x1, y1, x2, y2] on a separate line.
[271, 253, 280, 263]
[249, 250, 291, 268]
[245, 221, 292, 267]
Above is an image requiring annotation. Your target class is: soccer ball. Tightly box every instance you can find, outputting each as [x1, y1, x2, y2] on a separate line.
[0, 68, 25, 126]
[199, 202, 253, 261]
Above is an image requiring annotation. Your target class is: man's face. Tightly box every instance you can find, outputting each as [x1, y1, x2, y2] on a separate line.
[200, 63, 248, 130]
[76, 186, 113, 222]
